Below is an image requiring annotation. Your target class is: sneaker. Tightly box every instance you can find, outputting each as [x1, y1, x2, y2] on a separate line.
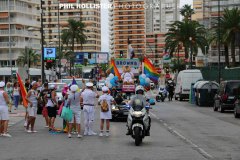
[32, 130, 38, 133]
[105, 132, 110, 137]
[88, 131, 97, 136]
[2, 133, 12, 137]
[99, 132, 103, 137]
[27, 130, 32, 133]
[44, 126, 49, 128]
[24, 121, 27, 127]
[68, 134, 72, 138]
[77, 134, 83, 138]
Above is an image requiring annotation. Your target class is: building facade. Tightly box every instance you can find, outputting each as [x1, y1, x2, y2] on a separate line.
[42, 0, 101, 53]
[0, 0, 41, 68]
[145, 0, 180, 33]
[193, 0, 240, 65]
[109, 0, 146, 58]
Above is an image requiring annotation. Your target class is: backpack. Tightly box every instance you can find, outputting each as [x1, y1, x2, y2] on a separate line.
[101, 99, 109, 112]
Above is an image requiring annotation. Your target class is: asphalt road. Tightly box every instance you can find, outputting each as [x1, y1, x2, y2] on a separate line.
[1, 99, 240, 160]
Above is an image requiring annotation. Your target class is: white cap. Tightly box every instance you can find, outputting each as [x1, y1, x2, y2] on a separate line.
[86, 82, 93, 87]
[31, 81, 37, 86]
[49, 84, 55, 89]
[102, 86, 109, 92]
[0, 81, 5, 87]
[70, 84, 78, 92]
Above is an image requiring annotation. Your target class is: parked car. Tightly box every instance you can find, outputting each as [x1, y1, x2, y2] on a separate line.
[213, 80, 240, 112]
[96, 80, 105, 91]
[175, 69, 203, 101]
[111, 101, 129, 121]
[48, 83, 67, 105]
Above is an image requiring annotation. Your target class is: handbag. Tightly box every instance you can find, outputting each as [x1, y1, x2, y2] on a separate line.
[61, 105, 72, 122]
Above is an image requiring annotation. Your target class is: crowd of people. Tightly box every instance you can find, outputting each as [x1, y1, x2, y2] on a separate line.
[0, 78, 117, 138]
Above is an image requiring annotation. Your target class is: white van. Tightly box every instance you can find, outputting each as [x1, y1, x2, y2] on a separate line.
[174, 69, 203, 101]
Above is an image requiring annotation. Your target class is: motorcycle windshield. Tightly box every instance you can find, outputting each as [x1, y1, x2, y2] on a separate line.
[132, 105, 144, 111]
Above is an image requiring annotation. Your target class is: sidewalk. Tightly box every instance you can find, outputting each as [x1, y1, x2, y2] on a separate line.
[8, 105, 26, 127]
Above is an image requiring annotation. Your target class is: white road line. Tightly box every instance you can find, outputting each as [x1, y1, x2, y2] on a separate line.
[150, 112, 214, 160]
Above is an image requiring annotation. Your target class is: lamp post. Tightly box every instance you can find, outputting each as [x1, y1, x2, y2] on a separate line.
[189, 37, 193, 69]
[217, 0, 221, 83]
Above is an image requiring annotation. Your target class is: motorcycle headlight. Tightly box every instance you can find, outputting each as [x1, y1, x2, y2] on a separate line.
[112, 105, 119, 111]
[132, 111, 143, 117]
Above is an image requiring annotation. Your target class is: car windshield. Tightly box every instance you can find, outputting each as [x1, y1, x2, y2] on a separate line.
[226, 82, 240, 96]
[61, 79, 89, 88]
[49, 84, 65, 92]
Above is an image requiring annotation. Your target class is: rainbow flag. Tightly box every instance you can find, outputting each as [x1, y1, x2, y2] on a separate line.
[16, 73, 28, 108]
[143, 57, 160, 83]
[109, 59, 121, 80]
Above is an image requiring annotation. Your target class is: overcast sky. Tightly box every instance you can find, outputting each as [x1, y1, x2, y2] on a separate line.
[101, 0, 193, 52]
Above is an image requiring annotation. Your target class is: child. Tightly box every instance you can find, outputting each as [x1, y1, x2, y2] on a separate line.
[98, 86, 116, 137]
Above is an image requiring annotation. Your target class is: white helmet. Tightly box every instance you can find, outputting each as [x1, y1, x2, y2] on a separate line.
[135, 85, 144, 94]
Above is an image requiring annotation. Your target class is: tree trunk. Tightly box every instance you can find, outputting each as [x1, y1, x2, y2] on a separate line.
[231, 35, 236, 67]
[224, 44, 229, 67]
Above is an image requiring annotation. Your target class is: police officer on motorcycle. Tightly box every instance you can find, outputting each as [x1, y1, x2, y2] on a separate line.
[126, 85, 151, 136]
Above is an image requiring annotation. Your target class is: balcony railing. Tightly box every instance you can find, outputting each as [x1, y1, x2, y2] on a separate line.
[0, 17, 40, 26]
[0, 30, 39, 37]
[0, 42, 40, 49]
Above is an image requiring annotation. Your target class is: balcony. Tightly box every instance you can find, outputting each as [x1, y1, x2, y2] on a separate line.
[0, 42, 40, 49]
[0, 17, 40, 27]
[0, 30, 40, 38]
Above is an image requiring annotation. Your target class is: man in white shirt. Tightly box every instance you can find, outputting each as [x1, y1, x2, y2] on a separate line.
[80, 82, 99, 136]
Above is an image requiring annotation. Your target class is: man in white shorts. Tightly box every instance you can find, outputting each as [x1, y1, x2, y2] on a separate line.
[26, 81, 39, 133]
[80, 82, 99, 136]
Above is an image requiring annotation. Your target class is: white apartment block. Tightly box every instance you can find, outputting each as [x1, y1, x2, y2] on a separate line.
[0, 0, 41, 67]
[145, 0, 180, 33]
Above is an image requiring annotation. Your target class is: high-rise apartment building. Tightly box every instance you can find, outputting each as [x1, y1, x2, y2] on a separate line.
[109, 0, 146, 58]
[0, 0, 41, 67]
[193, 0, 240, 64]
[145, 0, 180, 33]
[42, 0, 101, 52]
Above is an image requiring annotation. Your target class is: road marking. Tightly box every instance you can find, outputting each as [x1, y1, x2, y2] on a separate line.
[150, 112, 214, 160]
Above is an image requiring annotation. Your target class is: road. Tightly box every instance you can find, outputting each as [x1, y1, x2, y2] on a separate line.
[1, 99, 240, 160]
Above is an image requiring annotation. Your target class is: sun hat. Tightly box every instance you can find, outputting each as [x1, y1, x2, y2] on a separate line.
[70, 84, 79, 92]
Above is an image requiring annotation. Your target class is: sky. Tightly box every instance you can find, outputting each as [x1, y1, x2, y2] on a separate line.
[101, 0, 193, 52]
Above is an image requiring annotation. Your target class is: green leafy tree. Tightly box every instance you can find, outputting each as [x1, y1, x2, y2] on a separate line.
[17, 47, 40, 67]
[180, 4, 195, 21]
[165, 20, 208, 60]
[61, 19, 87, 76]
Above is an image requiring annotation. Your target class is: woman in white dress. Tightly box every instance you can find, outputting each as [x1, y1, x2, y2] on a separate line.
[67, 85, 82, 138]
[98, 86, 116, 137]
[0, 81, 11, 137]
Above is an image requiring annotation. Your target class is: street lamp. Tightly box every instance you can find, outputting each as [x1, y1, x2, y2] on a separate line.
[189, 37, 193, 69]
[217, 0, 221, 83]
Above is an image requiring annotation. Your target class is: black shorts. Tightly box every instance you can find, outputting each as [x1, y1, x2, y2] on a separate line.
[47, 107, 56, 118]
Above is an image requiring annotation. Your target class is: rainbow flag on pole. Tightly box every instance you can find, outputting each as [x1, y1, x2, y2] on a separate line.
[109, 59, 121, 80]
[16, 73, 28, 108]
[143, 57, 160, 83]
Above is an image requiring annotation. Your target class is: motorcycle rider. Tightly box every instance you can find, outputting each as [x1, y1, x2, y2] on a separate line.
[126, 85, 151, 136]
[159, 85, 168, 98]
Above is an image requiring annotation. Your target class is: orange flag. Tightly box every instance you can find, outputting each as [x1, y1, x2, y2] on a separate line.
[16, 73, 28, 108]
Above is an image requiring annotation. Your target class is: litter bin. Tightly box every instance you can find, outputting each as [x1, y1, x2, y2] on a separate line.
[196, 81, 219, 106]
[193, 80, 206, 106]
[189, 83, 196, 104]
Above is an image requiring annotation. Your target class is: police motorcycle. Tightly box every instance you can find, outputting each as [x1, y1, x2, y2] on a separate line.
[126, 86, 150, 146]
[156, 85, 168, 102]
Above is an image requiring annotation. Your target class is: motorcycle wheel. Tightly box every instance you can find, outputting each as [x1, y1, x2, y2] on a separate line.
[156, 96, 160, 102]
[161, 98, 165, 102]
[134, 127, 142, 146]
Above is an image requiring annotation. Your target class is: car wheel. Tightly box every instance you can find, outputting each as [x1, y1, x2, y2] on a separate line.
[219, 104, 224, 113]
[234, 107, 240, 118]
[213, 101, 218, 111]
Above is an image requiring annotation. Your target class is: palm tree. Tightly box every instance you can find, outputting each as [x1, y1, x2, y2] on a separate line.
[220, 8, 240, 67]
[165, 20, 208, 60]
[61, 19, 87, 76]
[17, 47, 40, 68]
[180, 4, 195, 21]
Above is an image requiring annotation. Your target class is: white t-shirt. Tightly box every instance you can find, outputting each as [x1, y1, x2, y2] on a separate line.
[13, 87, 20, 96]
[98, 94, 114, 119]
[81, 89, 97, 106]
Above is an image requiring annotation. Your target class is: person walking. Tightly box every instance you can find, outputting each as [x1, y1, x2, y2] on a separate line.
[80, 82, 99, 136]
[12, 82, 20, 110]
[46, 85, 57, 131]
[67, 85, 82, 138]
[25, 81, 39, 133]
[39, 82, 49, 128]
[98, 86, 116, 137]
[5, 82, 13, 112]
[0, 81, 11, 137]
